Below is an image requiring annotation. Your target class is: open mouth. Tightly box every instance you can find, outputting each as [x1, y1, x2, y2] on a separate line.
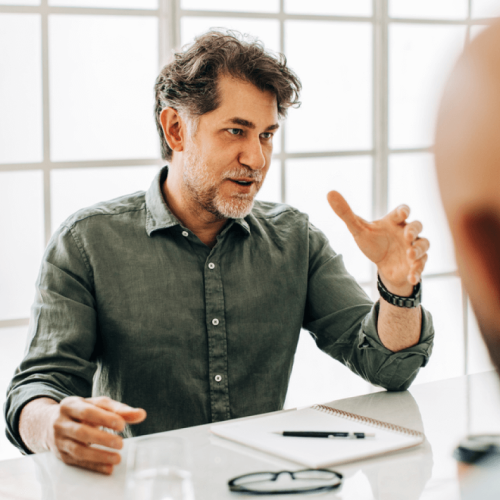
[230, 179, 254, 186]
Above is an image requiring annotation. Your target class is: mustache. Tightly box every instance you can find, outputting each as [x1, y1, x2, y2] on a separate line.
[222, 168, 263, 183]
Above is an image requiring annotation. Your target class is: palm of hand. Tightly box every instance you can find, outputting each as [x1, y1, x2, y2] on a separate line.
[353, 216, 411, 289]
[327, 191, 428, 294]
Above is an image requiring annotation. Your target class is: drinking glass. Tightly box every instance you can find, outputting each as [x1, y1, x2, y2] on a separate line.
[125, 435, 195, 500]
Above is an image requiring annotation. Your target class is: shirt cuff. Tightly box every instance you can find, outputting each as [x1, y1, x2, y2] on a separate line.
[357, 301, 435, 391]
[4, 384, 69, 455]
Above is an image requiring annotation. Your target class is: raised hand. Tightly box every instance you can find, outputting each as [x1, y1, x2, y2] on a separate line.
[327, 191, 429, 297]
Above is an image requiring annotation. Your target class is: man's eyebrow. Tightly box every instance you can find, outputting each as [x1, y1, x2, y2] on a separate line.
[226, 117, 280, 131]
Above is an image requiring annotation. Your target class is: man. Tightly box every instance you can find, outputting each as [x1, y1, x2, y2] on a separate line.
[5, 31, 433, 475]
[435, 20, 500, 366]
[434, 18, 500, 500]
[434, 17, 500, 498]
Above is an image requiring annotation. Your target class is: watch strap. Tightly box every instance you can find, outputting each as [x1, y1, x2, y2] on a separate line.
[377, 275, 422, 308]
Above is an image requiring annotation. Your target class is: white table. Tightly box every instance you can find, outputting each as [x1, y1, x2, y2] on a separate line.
[2, 371, 499, 499]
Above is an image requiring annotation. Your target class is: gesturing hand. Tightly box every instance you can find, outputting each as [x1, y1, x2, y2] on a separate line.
[327, 191, 430, 296]
[47, 396, 147, 475]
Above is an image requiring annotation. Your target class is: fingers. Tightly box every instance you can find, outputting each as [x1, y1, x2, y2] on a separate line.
[407, 237, 430, 260]
[51, 396, 147, 475]
[408, 254, 428, 285]
[60, 397, 126, 432]
[54, 419, 123, 450]
[389, 204, 410, 224]
[59, 450, 115, 475]
[404, 220, 423, 242]
[58, 437, 122, 466]
[327, 191, 364, 236]
[88, 396, 147, 424]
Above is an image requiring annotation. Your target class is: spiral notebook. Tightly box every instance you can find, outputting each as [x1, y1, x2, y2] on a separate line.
[210, 405, 424, 469]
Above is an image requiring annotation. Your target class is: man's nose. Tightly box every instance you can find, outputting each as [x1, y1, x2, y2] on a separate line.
[239, 135, 266, 171]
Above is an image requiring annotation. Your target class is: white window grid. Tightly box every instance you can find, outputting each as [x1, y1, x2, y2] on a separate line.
[0, 0, 495, 375]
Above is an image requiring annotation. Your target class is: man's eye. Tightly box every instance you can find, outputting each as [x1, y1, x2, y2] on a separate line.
[261, 133, 273, 140]
[228, 128, 242, 136]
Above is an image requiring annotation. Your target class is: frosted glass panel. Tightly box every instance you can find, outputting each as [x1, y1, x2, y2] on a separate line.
[285, 21, 372, 153]
[390, 0, 468, 19]
[286, 156, 373, 283]
[0, 14, 42, 164]
[285, 0, 371, 16]
[51, 165, 159, 230]
[0, 171, 44, 320]
[181, 17, 280, 53]
[388, 153, 456, 275]
[468, 302, 495, 374]
[415, 276, 463, 384]
[256, 160, 281, 204]
[389, 24, 466, 149]
[49, 0, 157, 7]
[284, 329, 371, 409]
[181, 0, 279, 13]
[49, 15, 159, 162]
[0, 326, 30, 461]
[473, 0, 500, 18]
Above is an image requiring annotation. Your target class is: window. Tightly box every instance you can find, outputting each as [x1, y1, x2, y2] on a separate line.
[0, 0, 496, 459]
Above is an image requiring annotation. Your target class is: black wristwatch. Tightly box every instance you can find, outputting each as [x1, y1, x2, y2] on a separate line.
[377, 275, 422, 308]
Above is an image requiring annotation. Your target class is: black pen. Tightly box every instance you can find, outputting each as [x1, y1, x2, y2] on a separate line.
[274, 431, 375, 439]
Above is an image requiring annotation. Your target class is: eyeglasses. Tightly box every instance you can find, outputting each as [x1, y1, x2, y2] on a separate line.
[227, 468, 343, 495]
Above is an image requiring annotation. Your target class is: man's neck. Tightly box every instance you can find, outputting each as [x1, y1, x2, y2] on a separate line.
[161, 165, 227, 248]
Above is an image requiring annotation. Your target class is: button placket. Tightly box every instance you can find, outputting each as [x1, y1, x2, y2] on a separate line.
[204, 249, 230, 423]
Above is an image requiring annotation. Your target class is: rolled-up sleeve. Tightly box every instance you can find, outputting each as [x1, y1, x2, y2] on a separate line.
[303, 222, 434, 392]
[4, 224, 98, 454]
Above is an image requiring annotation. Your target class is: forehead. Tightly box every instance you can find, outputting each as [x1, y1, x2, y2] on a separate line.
[210, 75, 278, 123]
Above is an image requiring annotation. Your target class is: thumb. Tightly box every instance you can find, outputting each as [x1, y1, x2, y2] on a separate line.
[327, 191, 363, 236]
[117, 407, 147, 424]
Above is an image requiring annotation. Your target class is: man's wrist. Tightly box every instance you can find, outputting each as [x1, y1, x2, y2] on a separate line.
[19, 397, 59, 453]
[378, 275, 422, 309]
[377, 272, 414, 296]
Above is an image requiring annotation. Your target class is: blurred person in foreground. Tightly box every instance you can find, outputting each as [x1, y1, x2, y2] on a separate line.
[434, 18, 500, 500]
[5, 30, 433, 474]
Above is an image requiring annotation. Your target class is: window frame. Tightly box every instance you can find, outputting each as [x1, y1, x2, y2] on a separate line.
[0, 0, 495, 375]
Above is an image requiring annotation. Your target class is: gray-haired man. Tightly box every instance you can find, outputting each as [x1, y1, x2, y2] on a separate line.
[5, 31, 433, 474]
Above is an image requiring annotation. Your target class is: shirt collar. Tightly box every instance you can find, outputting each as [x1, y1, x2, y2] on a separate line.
[145, 166, 251, 237]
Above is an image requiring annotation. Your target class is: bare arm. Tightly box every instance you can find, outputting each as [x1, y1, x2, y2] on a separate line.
[378, 300, 422, 352]
[19, 396, 146, 475]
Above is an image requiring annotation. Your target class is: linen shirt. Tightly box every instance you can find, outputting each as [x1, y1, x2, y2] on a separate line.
[5, 167, 434, 453]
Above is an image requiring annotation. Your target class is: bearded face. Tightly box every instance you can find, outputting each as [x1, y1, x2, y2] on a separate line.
[181, 135, 265, 220]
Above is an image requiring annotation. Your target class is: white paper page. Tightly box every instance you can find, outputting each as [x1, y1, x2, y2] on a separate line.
[211, 408, 423, 468]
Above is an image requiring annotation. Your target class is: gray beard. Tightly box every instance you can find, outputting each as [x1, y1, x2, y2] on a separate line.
[182, 143, 262, 220]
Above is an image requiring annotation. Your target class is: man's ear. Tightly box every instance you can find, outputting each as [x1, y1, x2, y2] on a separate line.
[160, 108, 187, 153]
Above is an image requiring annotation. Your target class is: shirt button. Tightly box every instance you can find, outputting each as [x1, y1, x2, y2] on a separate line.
[215, 375, 222, 382]
[208, 263, 215, 269]
[182, 231, 189, 237]
[212, 318, 219, 326]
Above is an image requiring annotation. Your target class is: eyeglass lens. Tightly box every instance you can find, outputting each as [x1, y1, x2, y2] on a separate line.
[233, 469, 341, 493]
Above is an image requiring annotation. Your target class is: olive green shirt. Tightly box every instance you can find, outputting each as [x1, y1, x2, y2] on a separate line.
[5, 167, 434, 453]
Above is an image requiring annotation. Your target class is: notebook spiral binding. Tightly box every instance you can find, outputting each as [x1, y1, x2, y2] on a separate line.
[313, 405, 424, 439]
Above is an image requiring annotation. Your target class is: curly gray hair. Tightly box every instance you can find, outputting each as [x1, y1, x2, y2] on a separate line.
[154, 30, 301, 161]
